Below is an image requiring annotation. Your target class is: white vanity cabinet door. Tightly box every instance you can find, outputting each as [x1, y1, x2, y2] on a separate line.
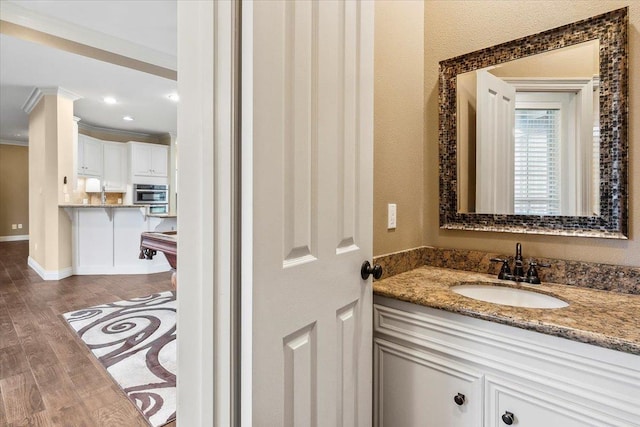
[485, 376, 613, 427]
[78, 134, 103, 177]
[102, 141, 127, 191]
[374, 338, 482, 427]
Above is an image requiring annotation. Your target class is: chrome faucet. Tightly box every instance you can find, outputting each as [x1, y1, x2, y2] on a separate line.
[490, 243, 550, 284]
[101, 185, 107, 205]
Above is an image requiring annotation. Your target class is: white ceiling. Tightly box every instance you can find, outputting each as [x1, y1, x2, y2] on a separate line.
[0, 0, 177, 143]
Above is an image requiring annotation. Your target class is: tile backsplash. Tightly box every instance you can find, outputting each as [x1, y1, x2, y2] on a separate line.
[374, 246, 639, 294]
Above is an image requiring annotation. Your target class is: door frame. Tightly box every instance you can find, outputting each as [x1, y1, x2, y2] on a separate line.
[176, 1, 239, 425]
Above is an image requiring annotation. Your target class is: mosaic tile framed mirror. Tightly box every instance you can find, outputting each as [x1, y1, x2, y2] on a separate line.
[439, 7, 628, 238]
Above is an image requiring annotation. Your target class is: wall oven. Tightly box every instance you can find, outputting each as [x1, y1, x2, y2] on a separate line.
[133, 184, 169, 213]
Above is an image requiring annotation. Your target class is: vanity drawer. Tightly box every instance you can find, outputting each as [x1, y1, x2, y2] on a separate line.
[374, 338, 482, 427]
[485, 375, 623, 427]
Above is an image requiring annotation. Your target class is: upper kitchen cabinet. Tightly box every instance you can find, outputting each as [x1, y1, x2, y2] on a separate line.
[102, 141, 127, 192]
[129, 142, 168, 178]
[77, 134, 103, 177]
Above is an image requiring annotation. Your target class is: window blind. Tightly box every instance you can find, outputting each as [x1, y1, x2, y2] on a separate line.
[514, 109, 561, 215]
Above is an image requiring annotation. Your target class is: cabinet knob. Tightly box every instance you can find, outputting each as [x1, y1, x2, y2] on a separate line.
[501, 411, 514, 425]
[453, 393, 465, 406]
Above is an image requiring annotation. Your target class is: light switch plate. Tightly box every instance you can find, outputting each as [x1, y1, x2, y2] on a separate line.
[388, 203, 397, 229]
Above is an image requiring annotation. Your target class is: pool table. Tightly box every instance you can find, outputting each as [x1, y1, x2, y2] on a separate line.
[140, 231, 177, 287]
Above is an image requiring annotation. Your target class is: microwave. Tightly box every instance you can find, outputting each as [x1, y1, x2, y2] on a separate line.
[133, 184, 169, 205]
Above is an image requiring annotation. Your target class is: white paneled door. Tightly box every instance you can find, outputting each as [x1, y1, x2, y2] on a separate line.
[242, 1, 374, 425]
[476, 69, 516, 214]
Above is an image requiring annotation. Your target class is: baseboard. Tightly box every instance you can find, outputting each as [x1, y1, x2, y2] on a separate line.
[27, 256, 73, 281]
[73, 261, 171, 276]
[0, 234, 29, 242]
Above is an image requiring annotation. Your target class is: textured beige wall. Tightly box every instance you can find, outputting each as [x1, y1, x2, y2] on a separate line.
[0, 144, 29, 236]
[374, 0, 425, 256]
[29, 100, 46, 264]
[28, 94, 74, 271]
[423, 1, 639, 267]
[55, 96, 73, 269]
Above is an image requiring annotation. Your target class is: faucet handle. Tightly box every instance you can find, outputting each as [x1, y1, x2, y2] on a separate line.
[490, 258, 511, 280]
[525, 260, 550, 284]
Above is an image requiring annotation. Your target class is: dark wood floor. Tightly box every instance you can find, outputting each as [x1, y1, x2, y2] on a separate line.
[0, 241, 176, 427]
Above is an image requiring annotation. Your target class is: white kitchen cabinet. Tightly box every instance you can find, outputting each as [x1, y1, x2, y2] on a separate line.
[150, 144, 168, 176]
[77, 134, 103, 177]
[374, 296, 640, 427]
[102, 141, 127, 192]
[129, 142, 168, 178]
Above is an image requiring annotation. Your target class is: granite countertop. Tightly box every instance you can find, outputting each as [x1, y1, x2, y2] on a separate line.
[59, 204, 144, 208]
[373, 266, 640, 355]
[146, 213, 177, 218]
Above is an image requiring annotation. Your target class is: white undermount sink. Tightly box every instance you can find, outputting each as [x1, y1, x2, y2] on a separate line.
[451, 283, 568, 309]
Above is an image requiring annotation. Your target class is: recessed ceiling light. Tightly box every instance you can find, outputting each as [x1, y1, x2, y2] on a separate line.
[167, 93, 179, 102]
[123, 116, 134, 121]
[104, 96, 117, 104]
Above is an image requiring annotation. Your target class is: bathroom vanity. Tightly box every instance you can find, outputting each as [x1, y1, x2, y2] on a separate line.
[373, 267, 640, 427]
[372, 6, 636, 426]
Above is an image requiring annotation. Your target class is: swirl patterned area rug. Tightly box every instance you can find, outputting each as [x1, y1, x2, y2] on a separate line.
[63, 291, 176, 427]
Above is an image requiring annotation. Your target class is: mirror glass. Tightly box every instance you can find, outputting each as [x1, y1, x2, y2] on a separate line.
[439, 8, 628, 238]
[457, 40, 599, 217]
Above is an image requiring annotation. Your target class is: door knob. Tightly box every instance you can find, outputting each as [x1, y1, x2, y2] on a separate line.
[361, 261, 382, 280]
[454, 393, 465, 405]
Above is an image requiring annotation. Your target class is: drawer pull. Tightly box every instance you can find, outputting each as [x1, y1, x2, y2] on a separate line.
[502, 411, 514, 425]
[453, 393, 465, 405]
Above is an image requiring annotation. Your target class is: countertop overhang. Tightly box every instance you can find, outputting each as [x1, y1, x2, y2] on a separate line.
[59, 204, 143, 208]
[373, 266, 640, 355]
[59, 205, 177, 218]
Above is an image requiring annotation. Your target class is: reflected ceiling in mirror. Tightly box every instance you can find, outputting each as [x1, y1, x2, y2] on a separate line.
[439, 8, 627, 238]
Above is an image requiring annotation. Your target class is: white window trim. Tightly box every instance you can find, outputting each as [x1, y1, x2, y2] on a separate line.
[513, 101, 563, 215]
[506, 78, 594, 216]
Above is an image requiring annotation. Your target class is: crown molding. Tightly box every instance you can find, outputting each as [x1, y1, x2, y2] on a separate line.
[0, 139, 28, 146]
[22, 87, 82, 114]
[78, 121, 160, 140]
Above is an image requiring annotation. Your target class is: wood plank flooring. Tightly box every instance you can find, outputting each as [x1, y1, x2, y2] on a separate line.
[0, 241, 177, 427]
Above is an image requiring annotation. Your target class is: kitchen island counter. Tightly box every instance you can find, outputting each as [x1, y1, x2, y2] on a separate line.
[62, 205, 175, 275]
